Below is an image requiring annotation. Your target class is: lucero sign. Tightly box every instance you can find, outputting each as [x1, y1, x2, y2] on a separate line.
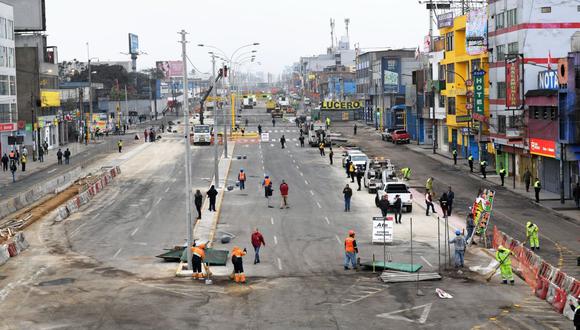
[321, 101, 363, 110]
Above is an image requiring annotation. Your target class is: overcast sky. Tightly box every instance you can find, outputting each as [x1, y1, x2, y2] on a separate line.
[46, 0, 429, 75]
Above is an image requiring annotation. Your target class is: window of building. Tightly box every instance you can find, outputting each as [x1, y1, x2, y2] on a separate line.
[447, 97, 456, 115]
[0, 75, 7, 96]
[529, 106, 557, 120]
[0, 18, 4, 39]
[7, 20, 12, 40]
[541, 6, 551, 13]
[0, 103, 9, 122]
[8, 48, 14, 68]
[446, 64, 455, 83]
[498, 115, 506, 133]
[439, 94, 445, 108]
[508, 42, 519, 55]
[446, 32, 454, 51]
[497, 82, 506, 99]
[495, 12, 505, 30]
[9, 76, 15, 95]
[496, 45, 506, 61]
[438, 64, 445, 81]
[506, 9, 518, 27]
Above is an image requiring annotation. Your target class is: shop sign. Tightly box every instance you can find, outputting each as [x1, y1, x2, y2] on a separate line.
[473, 70, 485, 116]
[456, 115, 472, 123]
[530, 138, 556, 158]
[437, 12, 454, 28]
[372, 216, 394, 244]
[41, 90, 61, 107]
[538, 70, 559, 90]
[505, 57, 521, 108]
[0, 122, 16, 132]
[320, 100, 363, 110]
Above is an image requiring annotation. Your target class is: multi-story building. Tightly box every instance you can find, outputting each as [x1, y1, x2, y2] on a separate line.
[0, 2, 16, 154]
[356, 49, 394, 124]
[487, 0, 580, 189]
[439, 13, 490, 161]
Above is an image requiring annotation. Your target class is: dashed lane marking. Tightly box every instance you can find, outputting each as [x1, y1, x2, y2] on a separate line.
[305, 180, 309, 185]
[324, 216, 330, 224]
[300, 172, 304, 177]
[274, 236, 278, 245]
[335, 235, 342, 245]
[113, 248, 123, 259]
[130, 227, 139, 237]
[316, 201, 322, 209]
[145, 210, 152, 218]
[277, 258, 282, 270]
[154, 197, 162, 206]
[270, 217, 274, 225]
[310, 190, 314, 196]
[164, 187, 170, 193]
[47, 168, 57, 174]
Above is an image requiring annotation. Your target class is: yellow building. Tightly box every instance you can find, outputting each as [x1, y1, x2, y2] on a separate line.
[439, 14, 491, 160]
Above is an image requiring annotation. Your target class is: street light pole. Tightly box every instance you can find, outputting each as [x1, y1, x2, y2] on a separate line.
[87, 59, 93, 143]
[212, 53, 220, 188]
[179, 30, 194, 272]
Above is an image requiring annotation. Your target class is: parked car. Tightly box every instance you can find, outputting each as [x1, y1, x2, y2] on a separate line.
[391, 130, 411, 144]
[381, 128, 396, 141]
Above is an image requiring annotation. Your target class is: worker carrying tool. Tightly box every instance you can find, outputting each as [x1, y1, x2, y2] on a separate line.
[526, 221, 540, 250]
[191, 242, 207, 280]
[344, 230, 358, 270]
[495, 245, 514, 285]
[401, 167, 411, 181]
[231, 246, 247, 283]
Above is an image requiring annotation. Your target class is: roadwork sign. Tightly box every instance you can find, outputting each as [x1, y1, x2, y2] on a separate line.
[372, 216, 393, 244]
[261, 133, 270, 142]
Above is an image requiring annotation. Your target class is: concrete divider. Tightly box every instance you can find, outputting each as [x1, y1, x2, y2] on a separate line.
[0, 244, 9, 266]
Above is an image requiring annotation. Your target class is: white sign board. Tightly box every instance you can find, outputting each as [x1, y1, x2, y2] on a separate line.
[372, 216, 394, 244]
[2, 0, 46, 31]
[261, 133, 270, 142]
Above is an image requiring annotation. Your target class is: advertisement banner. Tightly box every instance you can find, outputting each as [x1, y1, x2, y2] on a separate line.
[320, 100, 363, 110]
[0, 123, 16, 132]
[505, 57, 521, 109]
[40, 90, 61, 107]
[538, 70, 559, 90]
[466, 9, 488, 55]
[156, 61, 184, 79]
[372, 216, 394, 244]
[473, 70, 485, 116]
[530, 138, 556, 158]
[128, 33, 139, 55]
[382, 58, 401, 94]
[92, 113, 109, 131]
[437, 12, 454, 28]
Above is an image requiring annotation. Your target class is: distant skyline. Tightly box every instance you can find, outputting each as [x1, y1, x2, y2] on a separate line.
[45, 0, 429, 75]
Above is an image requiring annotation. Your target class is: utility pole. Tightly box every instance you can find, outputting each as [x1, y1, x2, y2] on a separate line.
[88, 59, 93, 142]
[124, 85, 128, 128]
[429, 0, 437, 154]
[221, 64, 228, 156]
[212, 53, 220, 188]
[179, 30, 194, 272]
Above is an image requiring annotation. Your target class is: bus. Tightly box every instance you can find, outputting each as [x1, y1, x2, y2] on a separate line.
[193, 125, 211, 145]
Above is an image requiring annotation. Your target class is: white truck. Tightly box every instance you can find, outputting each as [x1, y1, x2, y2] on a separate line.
[278, 96, 290, 107]
[375, 180, 413, 213]
[364, 159, 396, 193]
[193, 125, 211, 145]
[242, 96, 254, 109]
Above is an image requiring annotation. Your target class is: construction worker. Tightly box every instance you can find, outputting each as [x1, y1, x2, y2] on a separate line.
[299, 135, 305, 147]
[20, 154, 27, 172]
[258, 124, 262, 135]
[348, 162, 356, 183]
[526, 221, 540, 250]
[480, 159, 488, 179]
[238, 169, 246, 190]
[325, 117, 331, 129]
[191, 243, 207, 280]
[468, 154, 474, 172]
[401, 167, 411, 180]
[117, 140, 123, 153]
[499, 166, 506, 186]
[452, 148, 458, 165]
[262, 175, 273, 208]
[425, 177, 433, 193]
[231, 246, 247, 283]
[344, 230, 358, 270]
[449, 230, 466, 268]
[534, 178, 541, 203]
[495, 245, 514, 285]
[319, 142, 325, 156]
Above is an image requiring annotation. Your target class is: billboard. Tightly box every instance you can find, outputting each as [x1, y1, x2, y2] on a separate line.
[156, 61, 184, 79]
[473, 70, 486, 116]
[2, 0, 46, 32]
[320, 100, 363, 110]
[437, 12, 454, 28]
[40, 91, 60, 107]
[466, 9, 487, 55]
[530, 138, 556, 158]
[382, 58, 401, 94]
[505, 56, 522, 109]
[128, 33, 139, 55]
[538, 70, 559, 90]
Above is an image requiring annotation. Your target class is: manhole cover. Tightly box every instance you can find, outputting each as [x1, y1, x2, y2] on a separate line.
[37, 278, 76, 286]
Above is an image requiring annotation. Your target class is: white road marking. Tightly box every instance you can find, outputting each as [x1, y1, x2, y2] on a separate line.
[277, 258, 282, 270]
[270, 144, 274, 147]
[310, 190, 314, 196]
[164, 187, 170, 193]
[47, 168, 57, 174]
[145, 210, 152, 218]
[305, 180, 309, 185]
[316, 201, 322, 209]
[376, 303, 432, 324]
[274, 236, 278, 245]
[130, 227, 139, 237]
[324, 216, 330, 224]
[113, 248, 123, 259]
[154, 197, 162, 206]
[300, 172, 304, 177]
[296, 165, 299, 169]
[292, 159, 296, 163]
[420, 256, 433, 268]
[270, 217, 274, 225]
[335, 235, 342, 245]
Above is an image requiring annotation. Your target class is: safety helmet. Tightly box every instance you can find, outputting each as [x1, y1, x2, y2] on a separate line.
[455, 230, 461, 235]
[265, 175, 269, 178]
[240, 168, 244, 172]
[348, 230, 355, 236]
[198, 243, 206, 249]
[526, 221, 532, 227]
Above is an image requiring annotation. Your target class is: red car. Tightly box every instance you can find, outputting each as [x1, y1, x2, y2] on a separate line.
[391, 130, 411, 144]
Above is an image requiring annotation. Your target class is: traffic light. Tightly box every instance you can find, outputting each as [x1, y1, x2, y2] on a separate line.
[223, 65, 228, 77]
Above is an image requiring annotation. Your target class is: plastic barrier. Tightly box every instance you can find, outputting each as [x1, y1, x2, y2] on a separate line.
[0, 244, 9, 266]
[535, 262, 554, 299]
[7, 242, 17, 257]
[552, 287, 568, 313]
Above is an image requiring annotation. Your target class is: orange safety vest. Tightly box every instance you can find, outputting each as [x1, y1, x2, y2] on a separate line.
[191, 246, 205, 260]
[345, 237, 356, 253]
[349, 164, 355, 173]
[264, 178, 271, 186]
[239, 172, 246, 181]
[232, 247, 246, 258]
[8, 151, 14, 158]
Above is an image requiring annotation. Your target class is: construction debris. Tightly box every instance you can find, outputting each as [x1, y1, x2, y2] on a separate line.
[436, 288, 453, 299]
[380, 271, 441, 283]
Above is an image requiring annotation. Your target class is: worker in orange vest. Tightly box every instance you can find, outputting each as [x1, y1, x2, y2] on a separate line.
[344, 230, 358, 270]
[262, 175, 273, 208]
[191, 243, 207, 280]
[231, 246, 247, 283]
[238, 168, 246, 190]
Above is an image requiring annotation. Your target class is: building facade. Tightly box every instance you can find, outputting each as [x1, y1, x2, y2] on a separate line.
[0, 2, 16, 155]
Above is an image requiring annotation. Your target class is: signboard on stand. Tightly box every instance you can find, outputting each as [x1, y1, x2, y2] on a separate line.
[260, 133, 270, 142]
[372, 216, 394, 244]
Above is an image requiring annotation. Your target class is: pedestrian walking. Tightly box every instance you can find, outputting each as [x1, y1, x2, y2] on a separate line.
[245, 118, 249, 127]
[194, 190, 203, 219]
[258, 124, 262, 135]
[353, 123, 357, 135]
[452, 148, 457, 165]
[10, 161, 16, 182]
[343, 184, 353, 212]
[262, 176, 273, 208]
[480, 160, 488, 179]
[466, 213, 475, 243]
[237, 169, 246, 190]
[1, 153, 8, 171]
[329, 149, 334, 165]
[14, 149, 19, 165]
[190, 242, 206, 280]
[280, 135, 286, 149]
[279, 180, 289, 209]
[393, 194, 402, 224]
[144, 129, 149, 142]
[344, 230, 358, 270]
[446, 186, 455, 216]
[523, 169, 532, 192]
[425, 191, 435, 216]
[533, 178, 541, 203]
[38, 146, 44, 162]
[349, 163, 356, 183]
[573, 183, 580, 209]
[20, 154, 27, 171]
[118, 140, 123, 153]
[439, 192, 448, 217]
[206, 185, 218, 211]
[526, 222, 540, 250]
[43, 141, 48, 155]
[425, 177, 433, 193]
[64, 148, 71, 165]
[499, 166, 506, 186]
[231, 246, 247, 283]
[251, 228, 266, 264]
[56, 148, 63, 165]
[299, 135, 305, 147]
[325, 117, 331, 130]
[495, 245, 515, 285]
[378, 195, 390, 217]
[22, 147, 28, 158]
[345, 160, 351, 178]
[468, 154, 474, 172]
[449, 230, 466, 268]
[272, 118, 276, 127]
[356, 166, 363, 191]
[319, 142, 325, 156]
[401, 167, 411, 180]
